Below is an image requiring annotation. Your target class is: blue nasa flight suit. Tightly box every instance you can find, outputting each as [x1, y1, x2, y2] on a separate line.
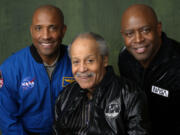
[0, 44, 73, 135]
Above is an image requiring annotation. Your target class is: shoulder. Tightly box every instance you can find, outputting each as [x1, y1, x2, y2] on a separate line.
[118, 47, 130, 60]
[57, 81, 79, 102]
[118, 47, 136, 69]
[110, 73, 143, 96]
[0, 46, 30, 69]
[55, 81, 80, 111]
[163, 34, 180, 56]
[118, 76, 145, 98]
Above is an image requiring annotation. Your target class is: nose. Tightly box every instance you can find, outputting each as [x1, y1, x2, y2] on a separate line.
[42, 29, 50, 40]
[79, 62, 88, 72]
[134, 31, 144, 43]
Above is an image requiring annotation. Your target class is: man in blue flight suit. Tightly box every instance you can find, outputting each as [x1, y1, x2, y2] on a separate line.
[0, 5, 73, 135]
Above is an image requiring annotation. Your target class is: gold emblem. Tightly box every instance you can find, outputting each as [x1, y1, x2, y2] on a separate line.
[62, 77, 75, 87]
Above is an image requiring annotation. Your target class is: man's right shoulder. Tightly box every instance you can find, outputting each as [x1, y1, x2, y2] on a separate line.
[0, 46, 31, 68]
[118, 48, 132, 67]
[119, 48, 130, 59]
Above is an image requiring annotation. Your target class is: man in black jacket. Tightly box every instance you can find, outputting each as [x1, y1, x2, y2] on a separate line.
[118, 4, 180, 135]
[53, 32, 150, 135]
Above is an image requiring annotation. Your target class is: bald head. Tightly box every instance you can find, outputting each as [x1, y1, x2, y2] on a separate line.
[32, 5, 64, 25]
[121, 4, 158, 29]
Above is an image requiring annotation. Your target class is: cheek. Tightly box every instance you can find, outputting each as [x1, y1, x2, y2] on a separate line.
[92, 66, 103, 78]
[88, 65, 99, 74]
[123, 37, 132, 47]
[144, 32, 155, 41]
[54, 31, 64, 39]
[52, 33, 59, 39]
[32, 32, 40, 40]
[72, 66, 77, 76]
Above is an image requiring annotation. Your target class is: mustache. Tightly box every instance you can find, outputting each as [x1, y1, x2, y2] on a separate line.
[75, 72, 95, 78]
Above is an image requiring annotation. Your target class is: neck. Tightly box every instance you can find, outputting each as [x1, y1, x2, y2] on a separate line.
[41, 52, 59, 65]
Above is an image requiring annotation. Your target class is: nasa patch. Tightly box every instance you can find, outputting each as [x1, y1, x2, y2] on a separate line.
[0, 71, 3, 88]
[105, 100, 121, 118]
[62, 77, 74, 87]
[21, 76, 35, 90]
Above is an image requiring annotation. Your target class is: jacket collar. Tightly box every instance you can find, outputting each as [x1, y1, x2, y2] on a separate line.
[97, 66, 115, 88]
[30, 44, 66, 63]
[149, 32, 179, 68]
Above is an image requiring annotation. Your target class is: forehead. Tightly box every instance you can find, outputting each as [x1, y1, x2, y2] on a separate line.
[71, 38, 100, 58]
[121, 11, 155, 30]
[32, 9, 62, 25]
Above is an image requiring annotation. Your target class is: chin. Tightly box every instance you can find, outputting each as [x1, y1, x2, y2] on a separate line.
[79, 83, 94, 90]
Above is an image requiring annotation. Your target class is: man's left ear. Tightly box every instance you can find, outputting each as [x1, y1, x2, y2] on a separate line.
[103, 56, 108, 67]
[62, 24, 67, 37]
[157, 22, 162, 37]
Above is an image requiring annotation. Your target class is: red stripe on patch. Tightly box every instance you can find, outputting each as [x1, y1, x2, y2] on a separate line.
[0, 71, 3, 88]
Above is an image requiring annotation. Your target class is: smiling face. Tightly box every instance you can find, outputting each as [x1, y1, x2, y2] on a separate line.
[30, 7, 66, 61]
[121, 5, 162, 67]
[70, 37, 108, 91]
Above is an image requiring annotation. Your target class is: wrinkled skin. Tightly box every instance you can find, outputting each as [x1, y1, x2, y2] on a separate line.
[70, 37, 108, 94]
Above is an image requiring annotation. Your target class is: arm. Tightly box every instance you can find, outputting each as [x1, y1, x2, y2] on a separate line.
[53, 87, 69, 135]
[123, 86, 151, 135]
[0, 71, 27, 135]
[53, 83, 77, 135]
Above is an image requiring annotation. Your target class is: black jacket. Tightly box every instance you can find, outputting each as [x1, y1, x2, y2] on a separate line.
[118, 33, 180, 135]
[54, 66, 150, 135]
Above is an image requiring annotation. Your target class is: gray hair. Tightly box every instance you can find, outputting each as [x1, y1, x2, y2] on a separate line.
[68, 32, 109, 58]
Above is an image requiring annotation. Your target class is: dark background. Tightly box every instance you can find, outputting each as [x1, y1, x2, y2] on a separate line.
[0, 0, 179, 134]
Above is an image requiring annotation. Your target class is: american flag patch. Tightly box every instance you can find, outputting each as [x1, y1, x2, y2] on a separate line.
[0, 71, 3, 88]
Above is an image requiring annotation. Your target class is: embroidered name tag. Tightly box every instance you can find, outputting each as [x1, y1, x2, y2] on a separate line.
[151, 85, 169, 97]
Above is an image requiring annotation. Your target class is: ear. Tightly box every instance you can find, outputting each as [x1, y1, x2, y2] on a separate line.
[62, 24, 67, 37]
[103, 56, 108, 67]
[157, 22, 162, 37]
[30, 25, 33, 37]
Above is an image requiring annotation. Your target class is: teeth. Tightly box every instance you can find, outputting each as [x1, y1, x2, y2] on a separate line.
[41, 43, 52, 46]
[135, 47, 146, 53]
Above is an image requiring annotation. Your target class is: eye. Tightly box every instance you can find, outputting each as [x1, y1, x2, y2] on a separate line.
[72, 60, 79, 65]
[86, 59, 94, 64]
[124, 31, 134, 38]
[49, 25, 57, 31]
[141, 27, 151, 34]
[34, 25, 41, 31]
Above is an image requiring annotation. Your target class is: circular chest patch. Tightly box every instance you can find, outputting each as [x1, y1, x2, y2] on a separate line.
[105, 101, 120, 118]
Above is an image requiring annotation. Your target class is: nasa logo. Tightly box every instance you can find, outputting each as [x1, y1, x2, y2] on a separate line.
[21, 77, 35, 90]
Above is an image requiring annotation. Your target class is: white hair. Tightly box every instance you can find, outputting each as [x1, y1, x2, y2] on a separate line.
[68, 32, 109, 58]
